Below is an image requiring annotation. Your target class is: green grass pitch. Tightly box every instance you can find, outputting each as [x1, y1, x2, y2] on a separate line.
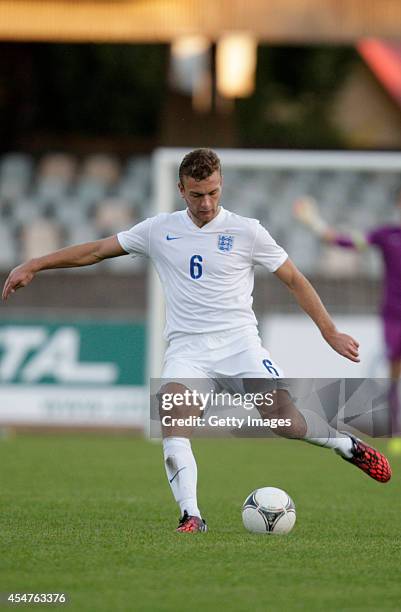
[0, 434, 400, 611]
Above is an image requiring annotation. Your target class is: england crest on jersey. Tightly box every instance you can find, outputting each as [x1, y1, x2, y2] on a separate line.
[218, 234, 234, 252]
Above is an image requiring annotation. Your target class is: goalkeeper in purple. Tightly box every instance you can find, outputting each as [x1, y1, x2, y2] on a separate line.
[294, 195, 401, 436]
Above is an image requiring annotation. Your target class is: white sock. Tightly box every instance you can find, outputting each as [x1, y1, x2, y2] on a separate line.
[163, 437, 201, 518]
[301, 409, 353, 458]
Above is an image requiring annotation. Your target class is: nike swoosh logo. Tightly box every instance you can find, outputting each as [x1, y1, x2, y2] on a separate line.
[169, 467, 186, 483]
[166, 235, 182, 241]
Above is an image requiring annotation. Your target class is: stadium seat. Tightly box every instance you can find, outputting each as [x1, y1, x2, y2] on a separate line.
[94, 197, 136, 236]
[36, 153, 77, 203]
[21, 219, 62, 260]
[0, 153, 33, 202]
[81, 154, 120, 185]
[12, 198, 43, 226]
[0, 153, 33, 179]
[0, 225, 18, 268]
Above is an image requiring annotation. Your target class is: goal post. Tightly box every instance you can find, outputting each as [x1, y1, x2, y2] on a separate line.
[147, 147, 401, 380]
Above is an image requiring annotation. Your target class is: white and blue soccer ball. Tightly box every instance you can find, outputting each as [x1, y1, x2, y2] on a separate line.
[242, 487, 296, 535]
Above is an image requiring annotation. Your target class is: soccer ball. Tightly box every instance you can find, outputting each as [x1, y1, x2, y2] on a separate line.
[242, 487, 296, 534]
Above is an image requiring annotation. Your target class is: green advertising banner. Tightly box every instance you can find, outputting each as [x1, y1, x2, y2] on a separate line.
[0, 320, 147, 428]
[0, 320, 146, 385]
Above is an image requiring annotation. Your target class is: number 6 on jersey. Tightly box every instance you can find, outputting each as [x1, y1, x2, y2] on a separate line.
[190, 255, 203, 279]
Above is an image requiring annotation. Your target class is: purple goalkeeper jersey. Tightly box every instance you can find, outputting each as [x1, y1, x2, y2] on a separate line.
[335, 225, 401, 318]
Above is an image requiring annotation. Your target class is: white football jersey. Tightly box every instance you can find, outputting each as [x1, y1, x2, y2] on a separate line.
[117, 207, 288, 341]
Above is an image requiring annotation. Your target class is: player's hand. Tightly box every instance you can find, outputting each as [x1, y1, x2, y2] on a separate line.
[2, 263, 36, 301]
[323, 330, 360, 363]
[293, 196, 328, 236]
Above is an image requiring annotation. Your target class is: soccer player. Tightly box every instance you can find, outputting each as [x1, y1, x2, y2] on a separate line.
[294, 195, 401, 444]
[2, 149, 391, 533]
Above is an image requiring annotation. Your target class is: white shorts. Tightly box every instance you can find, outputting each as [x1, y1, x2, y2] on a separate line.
[161, 326, 284, 395]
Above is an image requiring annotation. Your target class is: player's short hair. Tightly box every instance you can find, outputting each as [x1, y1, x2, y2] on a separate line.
[179, 148, 221, 183]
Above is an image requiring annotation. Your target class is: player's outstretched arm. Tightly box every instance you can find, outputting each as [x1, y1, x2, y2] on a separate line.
[293, 196, 368, 250]
[274, 258, 360, 363]
[2, 235, 126, 301]
[293, 196, 330, 238]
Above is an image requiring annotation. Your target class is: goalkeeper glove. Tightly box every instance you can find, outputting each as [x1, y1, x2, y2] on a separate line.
[293, 196, 328, 237]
